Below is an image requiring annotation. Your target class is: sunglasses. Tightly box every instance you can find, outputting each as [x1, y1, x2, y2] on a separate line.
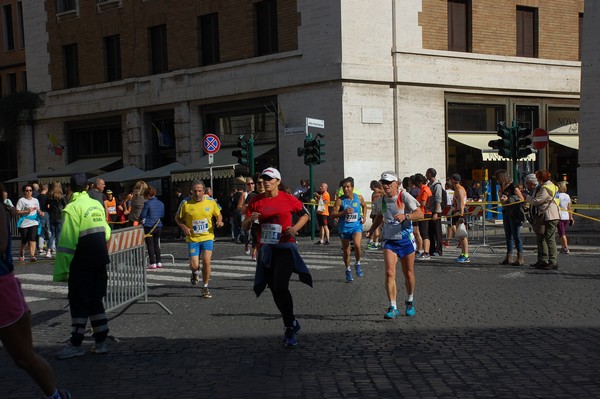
[381, 180, 395, 185]
[247, 182, 255, 185]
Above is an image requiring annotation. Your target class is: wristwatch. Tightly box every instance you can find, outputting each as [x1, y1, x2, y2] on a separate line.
[406, 213, 410, 220]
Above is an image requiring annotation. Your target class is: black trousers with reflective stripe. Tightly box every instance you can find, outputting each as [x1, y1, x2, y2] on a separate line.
[67, 264, 109, 344]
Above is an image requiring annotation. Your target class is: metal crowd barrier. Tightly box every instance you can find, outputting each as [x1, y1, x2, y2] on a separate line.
[104, 225, 171, 315]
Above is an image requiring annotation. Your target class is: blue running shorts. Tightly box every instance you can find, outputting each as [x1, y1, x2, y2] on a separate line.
[188, 240, 214, 257]
[338, 224, 363, 241]
[383, 235, 416, 258]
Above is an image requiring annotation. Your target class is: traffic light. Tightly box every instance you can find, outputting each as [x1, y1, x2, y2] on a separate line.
[232, 135, 249, 166]
[314, 133, 326, 164]
[515, 126, 533, 159]
[304, 138, 319, 165]
[488, 122, 513, 158]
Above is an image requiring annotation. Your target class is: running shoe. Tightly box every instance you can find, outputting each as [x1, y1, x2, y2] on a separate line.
[284, 327, 298, 347]
[90, 341, 108, 354]
[282, 320, 302, 343]
[202, 287, 212, 298]
[58, 390, 72, 399]
[384, 306, 399, 319]
[57, 343, 85, 359]
[560, 248, 570, 254]
[245, 244, 251, 255]
[405, 301, 416, 317]
[190, 271, 200, 285]
[419, 253, 431, 260]
[156, 262, 163, 268]
[147, 264, 157, 270]
[18, 253, 25, 262]
[367, 242, 377, 251]
[30, 256, 37, 262]
[324, 241, 330, 246]
[455, 255, 470, 263]
[314, 240, 323, 245]
[345, 269, 353, 282]
[355, 263, 364, 277]
[46, 250, 52, 258]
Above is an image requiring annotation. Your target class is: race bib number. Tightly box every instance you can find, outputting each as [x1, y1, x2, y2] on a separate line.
[192, 218, 209, 234]
[345, 213, 359, 223]
[261, 223, 282, 244]
[108, 206, 116, 214]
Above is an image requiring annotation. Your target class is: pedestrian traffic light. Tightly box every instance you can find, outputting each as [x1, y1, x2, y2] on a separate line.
[515, 126, 533, 159]
[488, 122, 513, 158]
[232, 135, 249, 166]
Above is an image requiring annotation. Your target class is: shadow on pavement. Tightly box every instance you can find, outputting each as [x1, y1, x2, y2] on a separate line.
[4, 326, 600, 398]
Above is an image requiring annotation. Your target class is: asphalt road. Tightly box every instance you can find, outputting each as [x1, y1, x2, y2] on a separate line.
[2, 235, 600, 398]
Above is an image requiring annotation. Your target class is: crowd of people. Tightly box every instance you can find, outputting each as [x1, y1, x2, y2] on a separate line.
[1, 166, 576, 396]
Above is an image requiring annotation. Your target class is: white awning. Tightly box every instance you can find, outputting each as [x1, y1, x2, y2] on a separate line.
[37, 156, 122, 184]
[549, 135, 579, 150]
[171, 145, 275, 182]
[449, 133, 536, 161]
[88, 165, 145, 183]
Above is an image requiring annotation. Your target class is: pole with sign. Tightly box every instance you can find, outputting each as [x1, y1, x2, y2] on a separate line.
[203, 134, 221, 190]
[304, 117, 325, 240]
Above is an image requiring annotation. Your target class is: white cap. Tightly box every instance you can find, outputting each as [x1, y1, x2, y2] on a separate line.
[380, 171, 398, 182]
[260, 167, 281, 180]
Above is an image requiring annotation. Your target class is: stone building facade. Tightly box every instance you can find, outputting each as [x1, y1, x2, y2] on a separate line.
[5, 0, 587, 205]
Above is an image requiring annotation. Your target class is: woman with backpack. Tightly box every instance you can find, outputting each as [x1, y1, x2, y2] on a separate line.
[46, 182, 67, 257]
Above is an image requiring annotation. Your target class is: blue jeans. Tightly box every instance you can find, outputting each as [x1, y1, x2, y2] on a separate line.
[49, 219, 63, 251]
[502, 213, 523, 253]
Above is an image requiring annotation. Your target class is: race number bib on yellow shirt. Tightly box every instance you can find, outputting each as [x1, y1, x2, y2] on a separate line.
[261, 223, 282, 244]
[192, 218, 209, 234]
[345, 213, 359, 223]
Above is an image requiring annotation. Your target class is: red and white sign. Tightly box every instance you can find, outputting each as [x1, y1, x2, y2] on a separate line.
[532, 128, 548, 150]
[107, 226, 145, 254]
[203, 134, 221, 154]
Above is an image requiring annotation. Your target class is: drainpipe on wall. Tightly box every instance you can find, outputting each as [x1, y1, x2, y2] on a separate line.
[391, 0, 399, 173]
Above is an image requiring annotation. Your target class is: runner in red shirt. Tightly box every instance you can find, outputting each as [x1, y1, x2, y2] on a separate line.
[243, 167, 312, 347]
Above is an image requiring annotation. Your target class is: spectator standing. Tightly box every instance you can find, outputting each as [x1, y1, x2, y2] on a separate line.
[16, 184, 42, 262]
[37, 184, 51, 257]
[128, 181, 148, 226]
[3, 191, 14, 208]
[141, 186, 165, 270]
[313, 182, 331, 245]
[526, 170, 560, 270]
[47, 182, 67, 256]
[87, 178, 106, 206]
[414, 173, 432, 260]
[425, 168, 444, 256]
[495, 169, 525, 266]
[55, 174, 111, 358]
[449, 174, 470, 263]
[556, 181, 573, 254]
[0, 183, 71, 399]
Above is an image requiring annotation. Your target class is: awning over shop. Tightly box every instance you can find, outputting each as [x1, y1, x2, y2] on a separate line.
[4, 172, 40, 184]
[136, 162, 184, 181]
[171, 145, 275, 182]
[449, 133, 536, 162]
[37, 156, 122, 184]
[88, 165, 145, 183]
[549, 135, 579, 150]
